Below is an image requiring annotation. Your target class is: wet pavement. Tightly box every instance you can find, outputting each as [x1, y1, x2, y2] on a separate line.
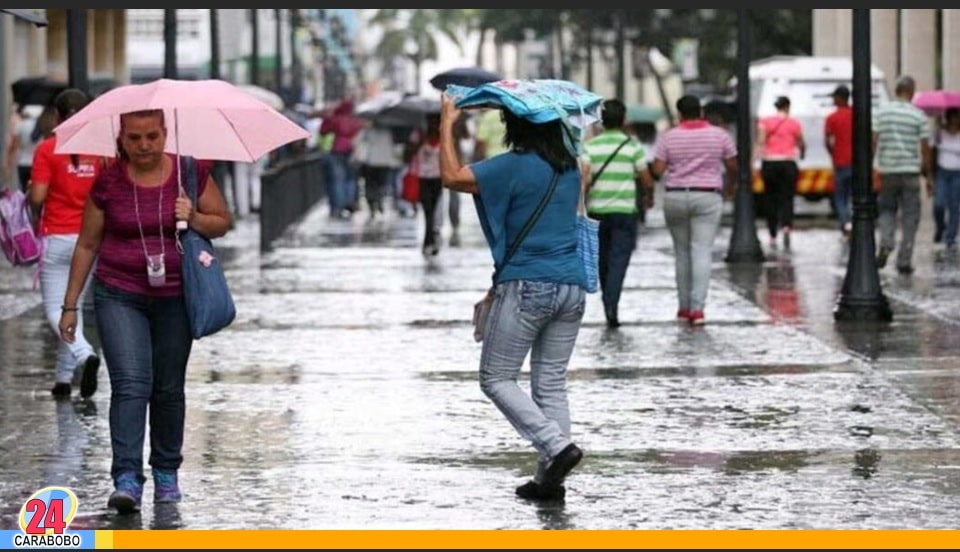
[1, 192, 958, 530]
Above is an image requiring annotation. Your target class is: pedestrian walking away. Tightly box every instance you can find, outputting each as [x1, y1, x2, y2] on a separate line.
[438, 91, 587, 502]
[405, 114, 444, 257]
[29, 89, 104, 399]
[58, 108, 232, 514]
[755, 96, 805, 249]
[651, 95, 738, 326]
[873, 75, 933, 275]
[581, 98, 655, 328]
[824, 85, 854, 238]
[932, 107, 960, 250]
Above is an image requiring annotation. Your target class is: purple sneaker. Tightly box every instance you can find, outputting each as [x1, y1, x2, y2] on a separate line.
[107, 471, 143, 514]
[153, 469, 182, 503]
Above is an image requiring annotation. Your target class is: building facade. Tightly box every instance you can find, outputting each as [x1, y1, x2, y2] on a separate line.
[813, 9, 960, 93]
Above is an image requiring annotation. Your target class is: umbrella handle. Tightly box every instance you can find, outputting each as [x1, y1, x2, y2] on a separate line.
[174, 109, 188, 232]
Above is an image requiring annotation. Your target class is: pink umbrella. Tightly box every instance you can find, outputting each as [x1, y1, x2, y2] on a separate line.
[912, 90, 960, 116]
[53, 78, 310, 162]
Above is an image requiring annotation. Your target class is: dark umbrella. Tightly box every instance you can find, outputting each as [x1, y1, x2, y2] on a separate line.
[429, 67, 502, 92]
[0, 9, 48, 27]
[361, 95, 441, 128]
[11, 77, 68, 107]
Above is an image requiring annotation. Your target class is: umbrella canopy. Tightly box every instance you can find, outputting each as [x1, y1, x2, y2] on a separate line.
[626, 103, 666, 124]
[447, 79, 602, 156]
[448, 79, 602, 128]
[12, 77, 67, 107]
[429, 66, 502, 92]
[354, 90, 404, 118]
[913, 90, 960, 117]
[0, 9, 47, 27]
[358, 95, 440, 128]
[12, 76, 119, 107]
[53, 78, 310, 162]
[236, 84, 285, 110]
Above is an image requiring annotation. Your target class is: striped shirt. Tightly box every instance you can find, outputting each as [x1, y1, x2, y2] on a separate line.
[653, 120, 737, 189]
[582, 130, 646, 215]
[873, 99, 930, 174]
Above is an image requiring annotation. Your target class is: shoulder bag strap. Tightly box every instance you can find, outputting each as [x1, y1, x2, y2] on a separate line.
[493, 169, 560, 283]
[183, 156, 198, 205]
[589, 137, 632, 188]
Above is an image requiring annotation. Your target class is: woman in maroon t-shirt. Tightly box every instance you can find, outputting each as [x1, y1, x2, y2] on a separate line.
[58, 109, 232, 515]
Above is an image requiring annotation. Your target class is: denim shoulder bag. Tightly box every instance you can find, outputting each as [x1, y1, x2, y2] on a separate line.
[473, 170, 559, 342]
[177, 156, 236, 340]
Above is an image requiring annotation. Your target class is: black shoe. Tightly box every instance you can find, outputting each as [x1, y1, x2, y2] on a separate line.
[604, 308, 620, 328]
[79, 355, 100, 399]
[515, 480, 566, 502]
[876, 247, 890, 268]
[896, 265, 914, 275]
[540, 444, 583, 492]
[935, 226, 944, 244]
[51, 382, 72, 398]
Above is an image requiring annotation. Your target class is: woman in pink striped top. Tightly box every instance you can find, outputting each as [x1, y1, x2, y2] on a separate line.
[651, 95, 738, 326]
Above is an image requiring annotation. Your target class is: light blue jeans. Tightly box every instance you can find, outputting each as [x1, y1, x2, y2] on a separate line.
[479, 280, 585, 476]
[663, 191, 723, 312]
[41, 235, 96, 384]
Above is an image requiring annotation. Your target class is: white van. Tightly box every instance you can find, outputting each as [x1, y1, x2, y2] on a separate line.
[741, 56, 890, 202]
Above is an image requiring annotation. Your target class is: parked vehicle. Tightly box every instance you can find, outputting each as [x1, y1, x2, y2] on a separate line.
[734, 56, 890, 204]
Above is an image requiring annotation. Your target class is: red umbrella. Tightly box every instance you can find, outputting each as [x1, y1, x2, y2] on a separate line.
[912, 90, 960, 116]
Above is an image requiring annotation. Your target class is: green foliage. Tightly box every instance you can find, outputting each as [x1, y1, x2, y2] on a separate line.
[369, 9, 813, 91]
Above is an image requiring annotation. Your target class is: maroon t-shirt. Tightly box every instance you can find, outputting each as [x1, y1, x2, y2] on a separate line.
[91, 155, 211, 297]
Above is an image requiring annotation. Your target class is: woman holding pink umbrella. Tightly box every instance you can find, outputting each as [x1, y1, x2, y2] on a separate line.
[58, 109, 231, 514]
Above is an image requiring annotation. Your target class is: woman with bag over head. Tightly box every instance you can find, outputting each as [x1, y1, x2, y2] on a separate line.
[439, 93, 588, 502]
[28, 89, 104, 399]
[58, 109, 231, 514]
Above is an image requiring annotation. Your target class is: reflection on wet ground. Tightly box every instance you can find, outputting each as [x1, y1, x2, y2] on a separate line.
[1, 201, 959, 529]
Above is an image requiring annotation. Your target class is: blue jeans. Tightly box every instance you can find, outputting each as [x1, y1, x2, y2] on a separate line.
[596, 213, 638, 319]
[479, 280, 585, 472]
[41, 235, 96, 383]
[934, 169, 960, 246]
[663, 191, 723, 312]
[94, 280, 193, 480]
[327, 152, 358, 215]
[832, 166, 853, 229]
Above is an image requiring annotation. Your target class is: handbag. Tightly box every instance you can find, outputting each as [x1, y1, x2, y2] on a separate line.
[177, 156, 236, 340]
[400, 151, 420, 204]
[473, 170, 559, 342]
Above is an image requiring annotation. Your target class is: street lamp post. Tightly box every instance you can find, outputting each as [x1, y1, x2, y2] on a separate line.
[66, 9, 89, 94]
[834, 9, 893, 322]
[251, 9, 260, 86]
[163, 9, 177, 79]
[210, 9, 221, 80]
[725, 9, 765, 263]
[274, 9, 283, 96]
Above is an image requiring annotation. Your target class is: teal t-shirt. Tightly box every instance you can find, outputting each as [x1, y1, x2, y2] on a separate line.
[470, 152, 586, 288]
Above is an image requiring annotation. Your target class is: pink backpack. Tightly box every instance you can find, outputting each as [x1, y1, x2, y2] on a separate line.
[0, 188, 42, 266]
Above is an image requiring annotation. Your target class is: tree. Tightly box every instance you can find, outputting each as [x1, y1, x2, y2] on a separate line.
[369, 9, 468, 94]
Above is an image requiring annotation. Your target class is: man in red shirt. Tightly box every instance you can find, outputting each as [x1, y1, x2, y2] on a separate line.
[825, 85, 854, 238]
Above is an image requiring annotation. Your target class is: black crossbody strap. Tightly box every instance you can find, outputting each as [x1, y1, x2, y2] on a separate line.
[589, 137, 631, 188]
[493, 170, 559, 283]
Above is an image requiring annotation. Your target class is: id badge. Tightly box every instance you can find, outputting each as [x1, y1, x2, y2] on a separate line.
[147, 253, 167, 287]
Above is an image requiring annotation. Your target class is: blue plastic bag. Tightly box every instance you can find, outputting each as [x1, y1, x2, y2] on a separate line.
[577, 214, 600, 294]
[448, 79, 603, 156]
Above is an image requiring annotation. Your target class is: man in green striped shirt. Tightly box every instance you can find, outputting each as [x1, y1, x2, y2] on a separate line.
[581, 99, 655, 328]
[872, 75, 933, 275]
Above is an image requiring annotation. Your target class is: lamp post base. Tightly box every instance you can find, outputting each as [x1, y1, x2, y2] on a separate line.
[834, 296, 893, 322]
